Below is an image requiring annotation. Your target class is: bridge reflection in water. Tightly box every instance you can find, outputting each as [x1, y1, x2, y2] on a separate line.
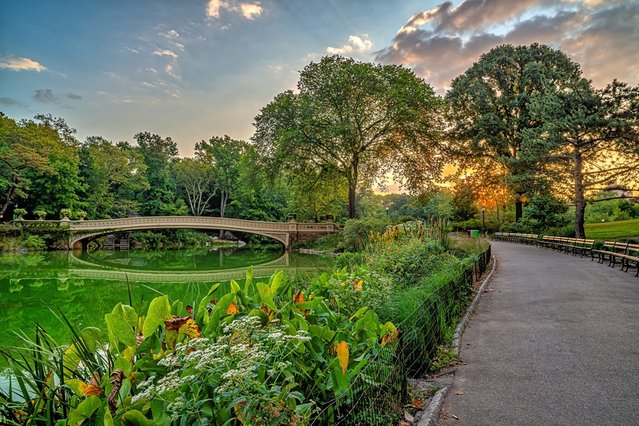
[6, 251, 330, 290]
[1, 249, 335, 352]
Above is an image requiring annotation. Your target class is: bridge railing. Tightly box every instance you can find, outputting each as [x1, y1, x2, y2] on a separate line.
[14, 216, 339, 233]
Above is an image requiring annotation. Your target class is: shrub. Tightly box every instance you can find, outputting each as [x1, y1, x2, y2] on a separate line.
[33, 210, 47, 220]
[21, 234, 46, 251]
[1, 270, 398, 425]
[59, 208, 72, 219]
[499, 221, 533, 233]
[449, 218, 500, 233]
[13, 208, 27, 219]
[340, 217, 391, 251]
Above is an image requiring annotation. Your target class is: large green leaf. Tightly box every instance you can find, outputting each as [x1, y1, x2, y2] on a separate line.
[105, 312, 136, 348]
[244, 266, 254, 294]
[68, 395, 101, 425]
[142, 295, 171, 338]
[204, 293, 235, 336]
[269, 270, 286, 295]
[256, 282, 276, 311]
[120, 410, 155, 426]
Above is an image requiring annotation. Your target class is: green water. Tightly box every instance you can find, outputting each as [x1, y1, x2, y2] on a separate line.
[0, 248, 334, 350]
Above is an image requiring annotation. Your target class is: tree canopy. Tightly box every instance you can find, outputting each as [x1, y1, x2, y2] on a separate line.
[446, 43, 585, 221]
[253, 55, 444, 218]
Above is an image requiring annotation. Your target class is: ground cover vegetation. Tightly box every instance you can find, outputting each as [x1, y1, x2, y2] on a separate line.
[1, 220, 488, 425]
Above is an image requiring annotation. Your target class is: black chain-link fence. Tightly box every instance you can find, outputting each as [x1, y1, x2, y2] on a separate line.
[312, 245, 492, 425]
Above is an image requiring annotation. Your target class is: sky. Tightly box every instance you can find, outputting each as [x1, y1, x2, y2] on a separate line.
[1, 0, 638, 157]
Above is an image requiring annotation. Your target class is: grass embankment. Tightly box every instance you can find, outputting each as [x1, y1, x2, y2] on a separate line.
[585, 219, 639, 240]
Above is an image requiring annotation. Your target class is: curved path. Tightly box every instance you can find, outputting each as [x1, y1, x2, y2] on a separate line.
[441, 240, 639, 426]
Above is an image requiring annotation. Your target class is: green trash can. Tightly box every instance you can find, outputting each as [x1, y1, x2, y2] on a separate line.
[470, 229, 480, 238]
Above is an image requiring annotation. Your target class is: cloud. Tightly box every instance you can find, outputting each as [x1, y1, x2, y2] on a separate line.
[0, 55, 46, 72]
[124, 47, 139, 54]
[206, 0, 263, 20]
[153, 49, 178, 58]
[32, 89, 82, 103]
[0, 97, 28, 108]
[163, 29, 180, 39]
[239, 3, 262, 20]
[33, 89, 57, 103]
[327, 35, 374, 57]
[165, 64, 180, 79]
[376, 0, 639, 92]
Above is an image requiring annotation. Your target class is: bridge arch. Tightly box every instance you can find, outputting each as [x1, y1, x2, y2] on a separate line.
[69, 226, 288, 249]
[62, 216, 338, 250]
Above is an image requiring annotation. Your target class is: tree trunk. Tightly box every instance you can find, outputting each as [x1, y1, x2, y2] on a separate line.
[573, 151, 586, 238]
[347, 159, 359, 219]
[0, 180, 17, 220]
[515, 200, 523, 222]
[219, 191, 227, 238]
[348, 183, 357, 219]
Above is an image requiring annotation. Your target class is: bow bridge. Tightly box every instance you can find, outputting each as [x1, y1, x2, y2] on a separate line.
[15, 216, 339, 250]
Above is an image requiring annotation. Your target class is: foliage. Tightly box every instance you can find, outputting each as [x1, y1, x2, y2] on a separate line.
[526, 78, 639, 237]
[135, 132, 186, 216]
[59, 208, 72, 218]
[448, 235, 490, 258]
[13, 208, 27, 219]
[20, 233, 47, 250]
[1, 270, 396, 425]
[340, 217, 391, 251]
[499, 221, 534, 233]
[0, 113, 85, 220]
[79, 137, 149, 218]
[449, 218, 500, 233]
[173, 158, 217, 216]
[33, 209, 47, 220]
[196, 136, 248, 219]
[253, 55, 443, 218]
[451, 184, 478, 222]
[446, 43, 585, 220]
[130, 229, 215, 249]
[521, 192, 570, 232]
[420, 190, 454, 220]
[585, 195, 639, 223]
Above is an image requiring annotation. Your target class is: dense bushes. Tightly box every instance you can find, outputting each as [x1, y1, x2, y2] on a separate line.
[130, 229, 223, 249]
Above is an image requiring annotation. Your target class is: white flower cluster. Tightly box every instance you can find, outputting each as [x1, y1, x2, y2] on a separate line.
[131, 315, 312, 415]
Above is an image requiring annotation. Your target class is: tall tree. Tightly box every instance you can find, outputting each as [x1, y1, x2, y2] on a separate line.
[174, 158, 217, 216]
[253, 55, 443, 218]
[446, 44, 584, 221]
[135, 132, 186, 215]
[195, 136, 247, 219]
[79, 137, 149, 218]
[19, 116, 85, 216]
[526, 79, 639, 237]
[0, 114, 52, 219]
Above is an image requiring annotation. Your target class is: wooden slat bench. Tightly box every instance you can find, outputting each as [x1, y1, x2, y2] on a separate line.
[592, 241, 629, 267]
[620, 244, 639, 276]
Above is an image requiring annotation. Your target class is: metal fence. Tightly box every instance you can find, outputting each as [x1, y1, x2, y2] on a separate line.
[312, 245, 492, 425]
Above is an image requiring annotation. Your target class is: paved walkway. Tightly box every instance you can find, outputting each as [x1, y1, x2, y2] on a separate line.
[441, 241, 639, 426]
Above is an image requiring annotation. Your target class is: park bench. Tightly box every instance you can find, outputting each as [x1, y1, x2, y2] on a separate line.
[571, 239, 595, 257]
[619, 244, 639, 276]
[592, 241, 629, 267]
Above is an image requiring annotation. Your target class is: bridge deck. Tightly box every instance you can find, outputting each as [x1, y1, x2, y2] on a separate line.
[15, 216, 339, 249]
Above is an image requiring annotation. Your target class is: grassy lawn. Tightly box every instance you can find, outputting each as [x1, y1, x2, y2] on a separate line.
[585, 218, 639, 240]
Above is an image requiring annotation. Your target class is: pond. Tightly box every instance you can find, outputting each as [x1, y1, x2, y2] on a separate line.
[0, 248, 334, 351]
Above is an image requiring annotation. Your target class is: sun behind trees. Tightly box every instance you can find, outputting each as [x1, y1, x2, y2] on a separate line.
[445, 44, 639, 237]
